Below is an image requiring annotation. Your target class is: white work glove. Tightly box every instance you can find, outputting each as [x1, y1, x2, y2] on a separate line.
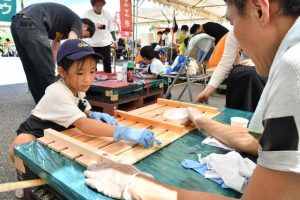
[187, 107, 203, 130]
[84, 162, 149, 199]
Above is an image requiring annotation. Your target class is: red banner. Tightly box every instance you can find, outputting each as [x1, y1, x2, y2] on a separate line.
[120, 0, 132, 32]
[115, 12, 130, 37]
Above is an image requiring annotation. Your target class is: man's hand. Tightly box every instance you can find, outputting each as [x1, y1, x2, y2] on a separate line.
[196, 85, 216, 104]
[187, 107, 203, 124]
[84, 162, 143, 199]
[113, 125, 161, 148]
[112, 41, 118, 49]
[89, 112, 118, 126]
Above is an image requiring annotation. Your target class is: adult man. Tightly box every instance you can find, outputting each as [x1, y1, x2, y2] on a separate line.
[83, 0, 300, 199]
[83, 0, 118, 73]
[11, 3, 95, 104]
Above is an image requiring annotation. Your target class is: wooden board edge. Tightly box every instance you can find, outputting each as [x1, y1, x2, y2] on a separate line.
[156, 98, 219, 114]
[43, 128, 118, 163]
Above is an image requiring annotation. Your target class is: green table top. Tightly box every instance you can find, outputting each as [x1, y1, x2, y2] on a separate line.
[15, 108, 255, 200]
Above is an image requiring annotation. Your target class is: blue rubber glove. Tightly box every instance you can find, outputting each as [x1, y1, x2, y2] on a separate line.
[89, 112, 118, 126]
[113, 125, 161, 148]
[181, 160, 229, 188]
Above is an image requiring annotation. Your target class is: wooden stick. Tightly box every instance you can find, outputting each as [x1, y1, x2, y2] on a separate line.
[0, 179, 46, 192]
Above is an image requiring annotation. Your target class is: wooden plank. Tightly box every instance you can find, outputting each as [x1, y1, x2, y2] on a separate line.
[129, 123, 151, 129]
[157, 98, 219, 114]
[143, 106, 173, 118]
[37, 137, 54, 145]
[118, 119, 137, 126]
[62, 128, 83, 137]
[128, 103, 164, 115]
[117, 130, 188, 165]
[101, 141, 136, 155]
[114, 110, 185, 133]
[85, 137, 114, 148]
[60, 148, 81, 160]
[48, 142, 67, 152]
[42, 129, 118, 163]
[75, 156, 97, 167]
[73, 134, 95, 142]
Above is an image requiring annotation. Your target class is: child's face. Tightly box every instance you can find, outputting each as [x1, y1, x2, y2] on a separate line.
[63, 57, 96, 95]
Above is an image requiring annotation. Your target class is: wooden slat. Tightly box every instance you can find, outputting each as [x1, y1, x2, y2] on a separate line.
[75, 156, 96, 167]
[115, 110, 185, 133]
[127, 103, 164, 115]
[37, 137, 54, 145]
[62, 128, 83, 137]
[101, 141, 136, 155]
[43, 129, 118, 163]
[73, 134, 95, 142]
[129, 123, 151, 129]
[60, 148, 81, 160]
[48, 142, 67, 152]
[157, 98, 219, 114]
[85, 137, 114, 148]
[143, 106, 173, 118]
[118, 119, 137, 126]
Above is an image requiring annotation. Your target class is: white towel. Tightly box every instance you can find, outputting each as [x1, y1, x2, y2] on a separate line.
[202, 136, 236, 151]
[199, 151, 256, 193]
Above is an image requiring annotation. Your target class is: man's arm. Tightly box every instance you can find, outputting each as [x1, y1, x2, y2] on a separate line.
[195, 116, 259, 155]
[68, 30, 79, 39]
[187, 107, 259, 155]
[129, 165, 300, 200]
[241, 165, 300, 200]
[51, 40, 60, 64]
[129, 175, 235, 200]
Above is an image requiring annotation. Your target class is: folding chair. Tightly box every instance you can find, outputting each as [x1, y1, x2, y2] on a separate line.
[163, 33, 215, 101]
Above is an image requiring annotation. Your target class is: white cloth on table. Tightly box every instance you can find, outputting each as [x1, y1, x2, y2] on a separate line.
[199, 151, 256, 193]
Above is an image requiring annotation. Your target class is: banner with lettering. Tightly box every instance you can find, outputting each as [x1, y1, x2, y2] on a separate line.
[0, 0, 16, 22]
[119, 0, 132, 32]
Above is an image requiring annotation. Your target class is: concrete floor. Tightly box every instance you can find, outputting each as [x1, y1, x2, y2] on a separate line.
[0, 80, 225, 200]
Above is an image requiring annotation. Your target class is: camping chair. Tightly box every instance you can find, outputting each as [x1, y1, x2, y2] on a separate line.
[163, 33, 215, 101]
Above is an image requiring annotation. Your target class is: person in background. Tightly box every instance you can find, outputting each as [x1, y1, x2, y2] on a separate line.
[156, 31, 163, 46]
[127, 32, 134, 60]
[11, 3, 95, 104]
[162, 28, 171, 47]
[197, 30, 267, 112]
[83, 0, 300, 199]
[189, 24, 215, 63]
[176, 25, 189, 55]
[200, 22, 229, 45]
[83, 0, 118, 73]
[9, 40, 160, 195]
[140, 45, 166, 79]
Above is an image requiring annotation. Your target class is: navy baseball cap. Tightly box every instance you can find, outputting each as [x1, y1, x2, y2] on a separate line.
[57, 39, 102, 64]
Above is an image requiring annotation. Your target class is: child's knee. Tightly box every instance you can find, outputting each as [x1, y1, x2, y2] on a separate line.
[9, 134, 36, 159]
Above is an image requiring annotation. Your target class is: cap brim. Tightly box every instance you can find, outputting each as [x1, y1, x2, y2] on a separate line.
[67, 51, 102, 61]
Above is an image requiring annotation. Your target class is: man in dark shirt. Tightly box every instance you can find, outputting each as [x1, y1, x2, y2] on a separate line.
[11, 3, 95, 104]
[201, 22, 229, 45]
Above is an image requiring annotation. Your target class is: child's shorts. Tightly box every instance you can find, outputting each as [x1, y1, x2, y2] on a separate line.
[16, 115, 68, 138]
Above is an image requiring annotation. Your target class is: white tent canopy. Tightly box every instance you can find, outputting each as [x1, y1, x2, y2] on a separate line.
[135, 0, 227, 25]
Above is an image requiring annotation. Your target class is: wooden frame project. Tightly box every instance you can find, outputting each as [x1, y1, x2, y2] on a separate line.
[37, 98, 219, 167]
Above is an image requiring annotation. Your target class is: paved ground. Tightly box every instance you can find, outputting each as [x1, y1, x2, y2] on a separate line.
[0, 66, 225, 200]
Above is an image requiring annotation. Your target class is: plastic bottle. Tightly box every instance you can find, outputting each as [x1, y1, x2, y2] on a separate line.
[126, 60, 134, 82]
[122, 62, 127, 82]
